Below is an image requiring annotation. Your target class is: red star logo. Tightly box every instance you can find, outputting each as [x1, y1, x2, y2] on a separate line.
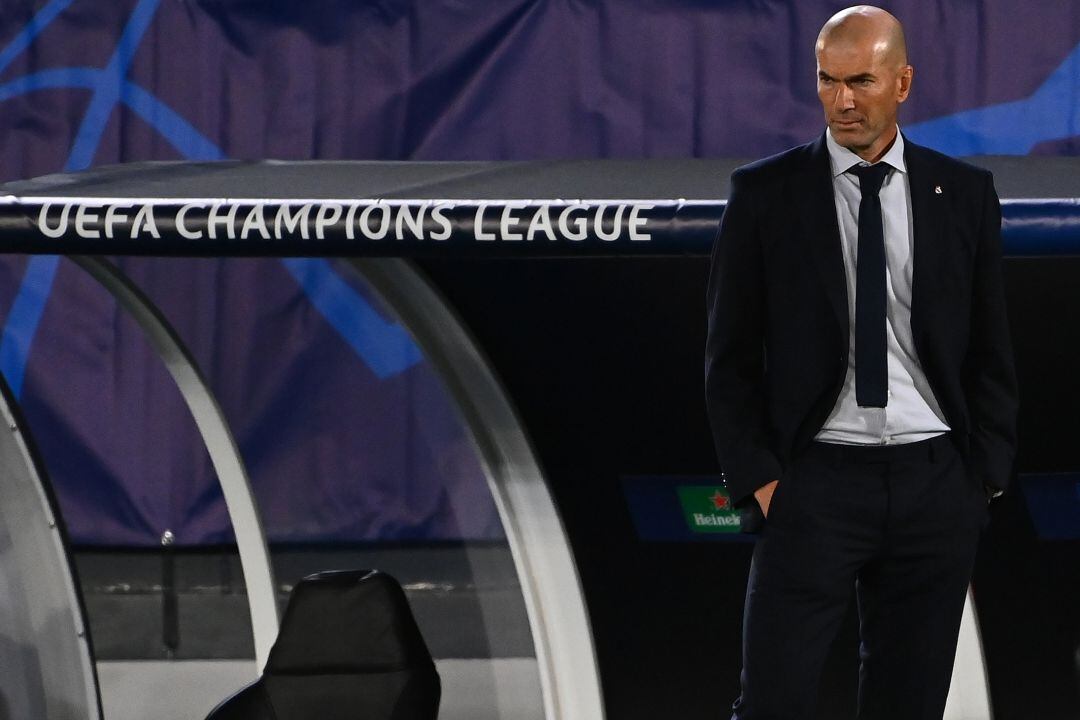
[710, 490, 729, 510]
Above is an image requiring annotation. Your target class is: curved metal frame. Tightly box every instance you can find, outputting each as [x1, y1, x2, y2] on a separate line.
[0, 376, 102, 719]
[350, 258, 605, 720]
[69, 255, 280, 668]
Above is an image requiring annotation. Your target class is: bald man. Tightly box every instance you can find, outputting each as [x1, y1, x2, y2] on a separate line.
[705, 6, 1017, 719]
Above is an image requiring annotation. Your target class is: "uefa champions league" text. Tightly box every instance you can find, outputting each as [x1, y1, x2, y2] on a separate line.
[35, 200, 658, 244]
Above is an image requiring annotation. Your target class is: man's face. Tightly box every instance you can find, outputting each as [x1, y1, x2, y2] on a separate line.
[816, 37, 912, 161]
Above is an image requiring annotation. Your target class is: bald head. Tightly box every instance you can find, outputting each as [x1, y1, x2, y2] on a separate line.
[814, 5, 913, 162]
[817, 6, 908, 70]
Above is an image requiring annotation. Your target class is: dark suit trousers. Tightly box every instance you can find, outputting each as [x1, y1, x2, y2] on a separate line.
[731, 435, 988, 720]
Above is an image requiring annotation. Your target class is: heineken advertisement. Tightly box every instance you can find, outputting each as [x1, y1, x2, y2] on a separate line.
[621, 475, 751, 543]
[676, 486, 741, 534]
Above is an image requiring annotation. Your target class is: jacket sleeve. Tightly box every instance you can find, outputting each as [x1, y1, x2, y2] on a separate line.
[962, 171, 1019, 494]
[704, 169, 782, 507]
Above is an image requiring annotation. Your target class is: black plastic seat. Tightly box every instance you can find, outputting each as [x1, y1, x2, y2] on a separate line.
[205, 569, 440, 720]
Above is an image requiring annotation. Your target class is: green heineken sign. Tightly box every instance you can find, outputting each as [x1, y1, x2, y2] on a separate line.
[677, 486, 741, 533]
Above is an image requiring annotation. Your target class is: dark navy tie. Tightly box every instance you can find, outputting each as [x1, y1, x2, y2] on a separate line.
[849, 163, 890, 408]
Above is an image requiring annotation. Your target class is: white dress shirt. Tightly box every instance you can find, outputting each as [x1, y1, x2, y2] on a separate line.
[814, 128, 950, 446]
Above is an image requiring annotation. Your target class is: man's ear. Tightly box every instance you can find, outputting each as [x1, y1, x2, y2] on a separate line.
[897, 65, 913, 103]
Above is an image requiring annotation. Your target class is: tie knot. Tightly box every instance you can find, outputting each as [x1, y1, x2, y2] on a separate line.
[849, 163, 890, 196]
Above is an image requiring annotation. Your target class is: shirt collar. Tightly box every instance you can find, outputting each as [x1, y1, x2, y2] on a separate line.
[826, 126, 907, 178]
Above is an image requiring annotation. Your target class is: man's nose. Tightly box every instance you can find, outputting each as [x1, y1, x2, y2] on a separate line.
[834, 84, 855, 111]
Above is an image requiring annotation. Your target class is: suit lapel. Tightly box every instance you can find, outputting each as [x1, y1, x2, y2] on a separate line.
[797, 135, 848, 336]
[904, 138, 947, 340]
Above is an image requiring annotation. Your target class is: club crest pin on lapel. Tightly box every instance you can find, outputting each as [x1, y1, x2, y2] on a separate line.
[935, 185, 943, 194]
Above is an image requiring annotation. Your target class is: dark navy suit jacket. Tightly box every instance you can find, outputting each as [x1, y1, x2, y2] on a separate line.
[705, 133, 1019, 516]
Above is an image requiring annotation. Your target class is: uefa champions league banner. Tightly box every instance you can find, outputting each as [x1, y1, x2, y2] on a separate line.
[0, 0, 1077, 547]
[0, 197, 717, 255]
